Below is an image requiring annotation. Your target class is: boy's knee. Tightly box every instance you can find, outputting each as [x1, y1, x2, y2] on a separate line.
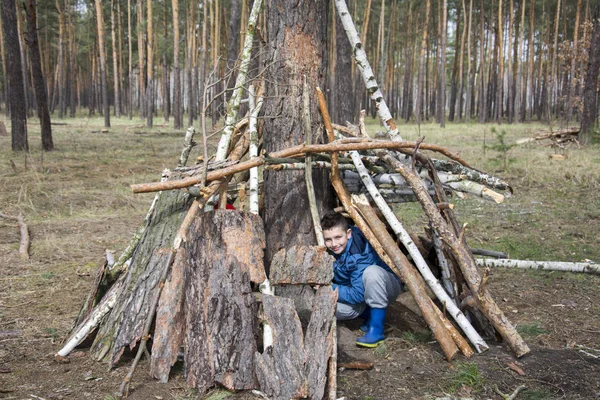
[363, 265, 387, 285]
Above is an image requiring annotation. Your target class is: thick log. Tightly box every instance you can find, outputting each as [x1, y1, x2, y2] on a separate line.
[269, 246, 334, 285]
[254, 295, 307, 400]
[304, 286, 337, 400]
[90, 188, 191, 363]
[476, 258, 600, 274]
[184, 211, 259, 393]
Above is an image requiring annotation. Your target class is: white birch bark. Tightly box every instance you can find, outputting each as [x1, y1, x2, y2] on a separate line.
[334, 0, 401, 141]
[178, 126, 196, 168]
[214, 0, 263, 160]
[423, 171, 505, 203]
[476, 259, 600, 274]
[349, 151, 489, 353]
[248, 84, 263, 215]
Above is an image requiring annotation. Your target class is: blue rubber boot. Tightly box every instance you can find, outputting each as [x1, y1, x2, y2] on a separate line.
[356, 308, 386, 348]
[359, 307, 371, 332]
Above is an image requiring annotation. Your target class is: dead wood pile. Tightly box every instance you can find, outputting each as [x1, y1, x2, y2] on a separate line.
[516, 127, 580, 147]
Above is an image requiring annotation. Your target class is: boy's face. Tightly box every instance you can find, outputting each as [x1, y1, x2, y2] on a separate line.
[323, 226, 352, 255]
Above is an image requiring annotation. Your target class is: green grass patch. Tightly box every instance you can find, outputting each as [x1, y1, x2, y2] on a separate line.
[445, 362, 484, 394]
[40, 272, 55, 280]
[401, 330, 432, 345]
[517, 323, 549, 338]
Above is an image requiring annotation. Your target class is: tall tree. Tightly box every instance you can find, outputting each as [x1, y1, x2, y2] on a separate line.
[110, 0, 120, 117]
[172, 0, 182, 129]
[580, 1, 600, 143]
[333, 0, 355, 124]
[415, 0, 431, 124]
[146, 0, 153, 128]
[1, 0, 28, 150]
[128, 0, 133, 119]
[24, 0, 53, 150]
[94, 0, 110, 127]
[262, 0, 333, 265]
[437, 0, 447, 127]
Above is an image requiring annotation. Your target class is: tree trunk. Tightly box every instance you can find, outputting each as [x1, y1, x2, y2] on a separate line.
[24, 0, 52, 151]
[128, 0, 133, 119]
[146, 0, 153, 128]
[172, 0, 182, 129]
[495, 0, 504, 123]
[415, 0, 431, 125]
[137, 0, 145, 117]
[464, 0, 473, 121]
[437, 0, 447, 127]
[333, 0, 355, 125]
[1, 0, 28, 150]
[110, 0, 120, 118]
[526, 0, 535, 121]
[449, 1, 462, 122]
[94, 0, 110, 128]
[162, 0, 170, 122]
[580, 1, 600, 143]
[262, 0, 334, 266]
[567, 0, 583, 123]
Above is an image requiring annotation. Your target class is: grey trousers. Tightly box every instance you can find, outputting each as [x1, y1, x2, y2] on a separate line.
[336, 265, 402, 320]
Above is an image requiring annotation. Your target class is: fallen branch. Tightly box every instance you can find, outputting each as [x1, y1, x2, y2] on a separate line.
[0, 212, 30, 259]
[476, 258, 599, 274]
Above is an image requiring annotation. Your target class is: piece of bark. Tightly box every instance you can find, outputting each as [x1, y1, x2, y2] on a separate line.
[254, 295, 307, 400]
[274, 285, 316, 329]
[184, 211, 259, 393]
[270, 246, 334, 285]
[304, 286, 337, 400]
[90, 188, 191, 363]
[338, 361, 374, 370]
[150, 248, 187, 382]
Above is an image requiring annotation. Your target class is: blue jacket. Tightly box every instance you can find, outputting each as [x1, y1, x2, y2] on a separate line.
[331, 226, 398, 304]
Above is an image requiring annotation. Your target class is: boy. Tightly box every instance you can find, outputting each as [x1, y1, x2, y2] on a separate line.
[321, 212, 402, 347]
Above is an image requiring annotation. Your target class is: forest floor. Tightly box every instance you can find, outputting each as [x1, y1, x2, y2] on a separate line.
[1, 116, 599, 400]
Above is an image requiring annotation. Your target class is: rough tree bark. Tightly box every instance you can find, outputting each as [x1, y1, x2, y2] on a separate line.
[1, 0, 28, 151]
[24, 0, 53, 151]
[262, 0, 333, 266]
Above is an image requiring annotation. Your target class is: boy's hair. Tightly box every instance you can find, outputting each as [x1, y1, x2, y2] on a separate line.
[321, 212, 350, 231]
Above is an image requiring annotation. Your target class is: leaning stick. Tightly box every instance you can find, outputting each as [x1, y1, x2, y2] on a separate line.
[0, 212, 29, 259]
[352, 195, 459, 361]
[316, 88, 458, 361]
[380, 153, 530, 358]
[131, 140, 468, 194]
[303, 78, 325, 247]
[334, 0, 401, 141]
[348, 152, 488, 353]
[476, 258, 600, 274]
[248, 83, 264, 215]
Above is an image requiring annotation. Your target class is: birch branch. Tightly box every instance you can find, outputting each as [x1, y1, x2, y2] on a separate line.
[248, 83, 264, 215]
[476, 258, 600, 274]
[214, 0, 263, 160]
[334, 0, 401, 141]
[178, 126, 196, 168]
[348, 153, 488, 353]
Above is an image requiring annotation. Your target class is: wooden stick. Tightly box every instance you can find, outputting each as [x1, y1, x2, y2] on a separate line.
[379, 152, 530, 358]
[0, 212, 30, 259]
[303, 78, 324, 247]
[131, 139, 468, 194]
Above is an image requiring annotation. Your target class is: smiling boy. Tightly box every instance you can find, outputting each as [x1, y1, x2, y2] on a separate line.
[321, 212, 402, 347]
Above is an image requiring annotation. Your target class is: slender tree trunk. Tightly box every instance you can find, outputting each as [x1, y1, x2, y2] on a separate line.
[137, 0, 145, 117]
[111, 0, 120, 118]
[496, 0, 504, 123]
[185, 0, 194, 128]
[94, 0, 110, 127]
[146, 0, 153, 128]
[334, 0, 355, 124]
[549, 0, 561, 121]
[0, 14, 7, 115]
[580, 1, 600, 143]
[415, 0, 431, 124]
[24, 0, 52, 151]
[507, 0, 514, 123]
[437, 0, 447, 127]
[567, 0, 582, 123]
[515, 0, 526, 122]
[162, 0, 170, 122]
[526, 0, 535, 121]
[172, 0, 182, 128]
[128, 0, 133, 119]
[1, 0, 28, 150]
[449, 0, 463, 122]
[464, 0, 473, 121]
